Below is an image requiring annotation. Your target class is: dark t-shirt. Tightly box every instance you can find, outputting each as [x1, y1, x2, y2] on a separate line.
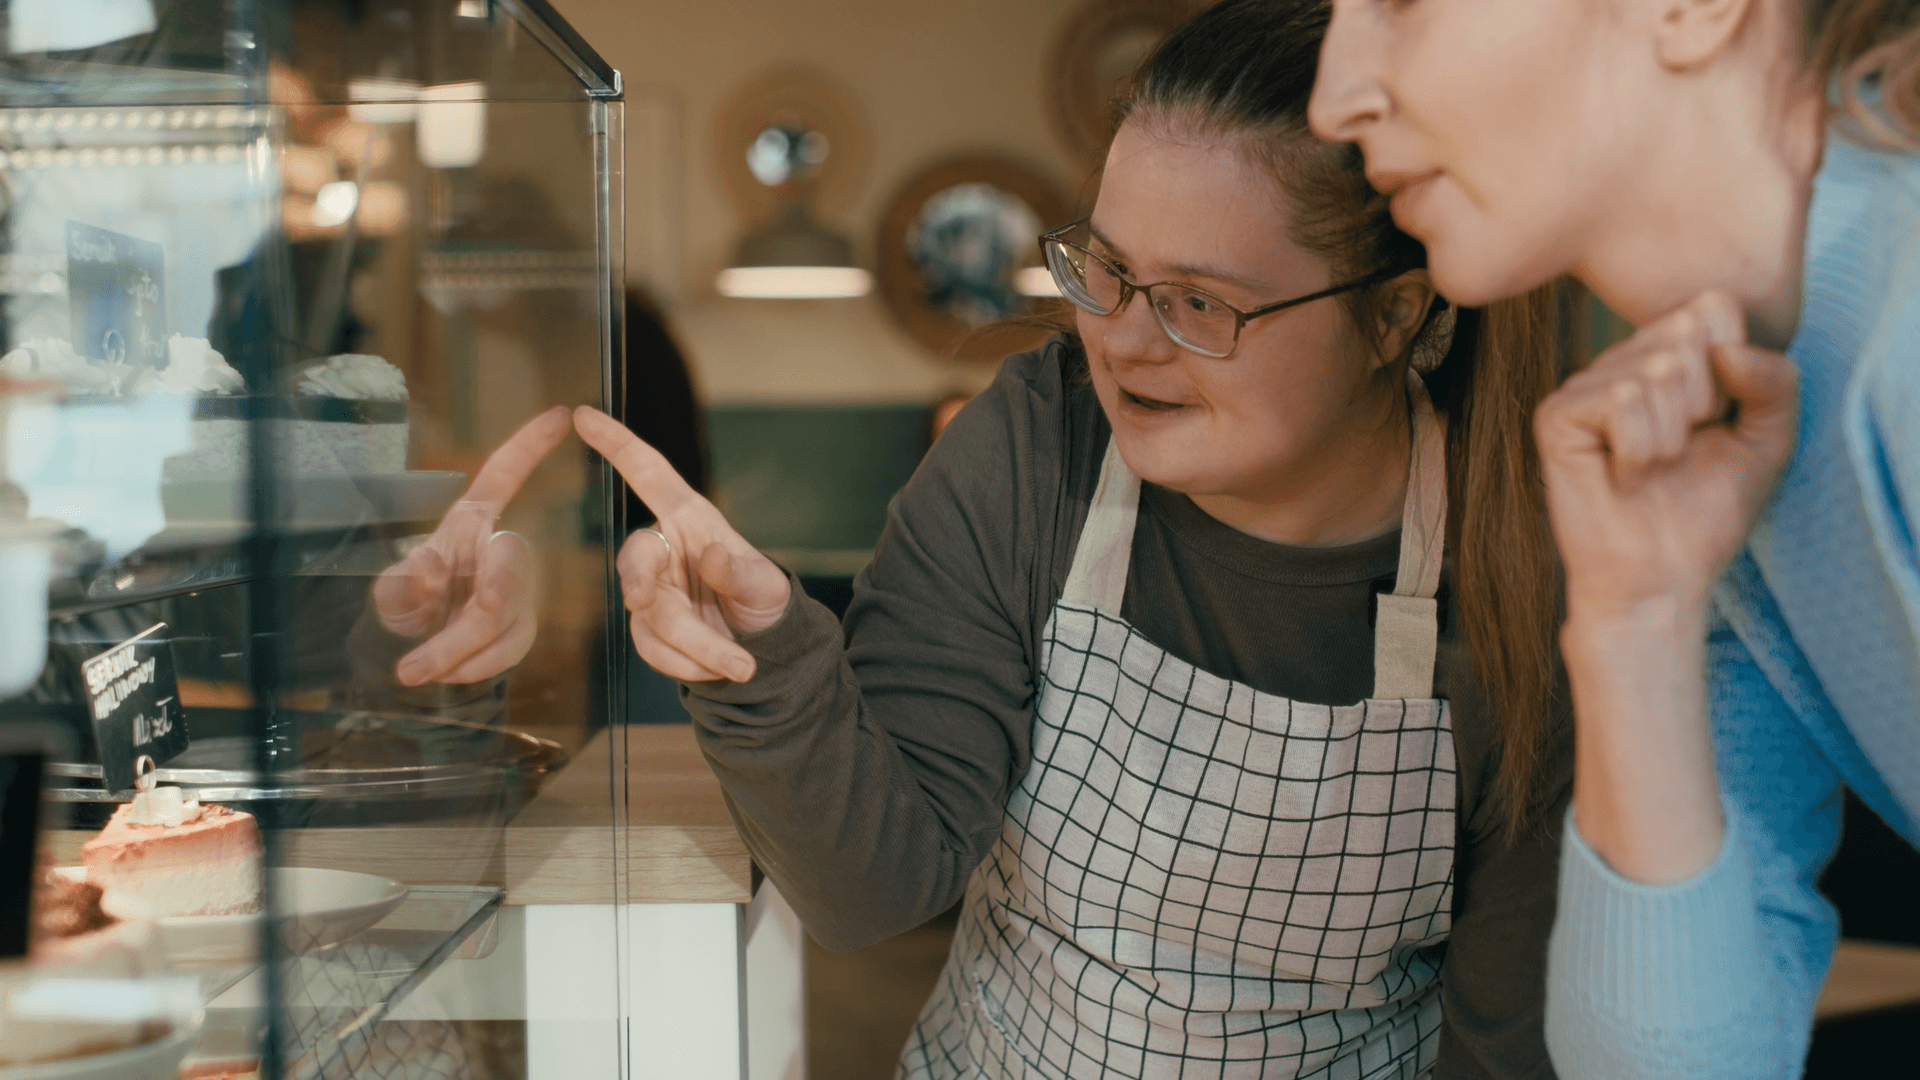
[685, 337, 1572, 1080]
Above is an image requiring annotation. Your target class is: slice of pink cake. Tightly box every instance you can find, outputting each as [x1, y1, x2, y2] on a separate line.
[81, 788, 262, 917]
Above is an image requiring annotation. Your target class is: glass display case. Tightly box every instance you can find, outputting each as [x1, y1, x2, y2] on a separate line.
[0, 1, 635, 1077]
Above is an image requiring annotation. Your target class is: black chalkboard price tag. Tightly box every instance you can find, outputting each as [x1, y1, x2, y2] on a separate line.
[66, 220, 168, 368]
[81, 623, 188, 793]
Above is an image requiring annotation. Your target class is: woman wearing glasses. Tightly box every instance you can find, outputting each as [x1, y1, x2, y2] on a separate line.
[576, 1, 1574, 1075]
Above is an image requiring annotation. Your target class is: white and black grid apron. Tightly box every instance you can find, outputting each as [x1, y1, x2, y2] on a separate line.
[902, 371, 1457, 1080]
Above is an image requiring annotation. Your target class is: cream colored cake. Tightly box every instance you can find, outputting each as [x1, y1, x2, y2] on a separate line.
[167, 350, 411, 480]
[0, 337, 411, 480]
[81, 787, 263, 918]
[286, 352, 410, 474]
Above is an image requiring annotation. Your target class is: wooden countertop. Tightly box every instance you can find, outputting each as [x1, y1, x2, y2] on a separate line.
[46, 725, 752, 907]
[1817, 938, 1920, 1020]
[503, 724, 753, 905]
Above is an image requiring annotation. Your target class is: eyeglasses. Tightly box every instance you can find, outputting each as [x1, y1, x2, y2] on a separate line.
[1039, 219, 1400, 359]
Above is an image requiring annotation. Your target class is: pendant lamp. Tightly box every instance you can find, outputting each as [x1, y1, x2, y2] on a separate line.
[715, 198, 871, 300]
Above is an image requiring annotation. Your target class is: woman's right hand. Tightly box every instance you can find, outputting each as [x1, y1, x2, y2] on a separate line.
[1534, 291, 1800, 627]
[574, 406, 793, 684]
[1534, 290, 1799, 883]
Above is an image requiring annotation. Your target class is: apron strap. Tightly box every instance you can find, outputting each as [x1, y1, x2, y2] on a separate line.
[1066, 370, 1448, 700]
[1061, 437, 1141, 613]
[1373, 369, 1449, 701]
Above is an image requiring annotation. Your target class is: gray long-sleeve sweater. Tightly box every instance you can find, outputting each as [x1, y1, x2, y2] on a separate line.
[684, 337, 1571, 1079]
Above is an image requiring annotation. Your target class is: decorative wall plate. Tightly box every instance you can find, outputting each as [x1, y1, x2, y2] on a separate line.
[1045, 0, 1207, 170]
[713, 68, 869, 225]
[874, 155, 1071, 361]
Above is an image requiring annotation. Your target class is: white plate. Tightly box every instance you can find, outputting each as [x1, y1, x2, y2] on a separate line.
[54, 867, 409, 967]
[0, 1008, 204, 1080]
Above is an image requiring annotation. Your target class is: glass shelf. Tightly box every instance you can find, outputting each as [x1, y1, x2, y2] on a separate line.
[193, 886, 503, 1080]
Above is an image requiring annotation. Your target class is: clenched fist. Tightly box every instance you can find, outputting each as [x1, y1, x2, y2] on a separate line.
[1536, 290, 1799, 626]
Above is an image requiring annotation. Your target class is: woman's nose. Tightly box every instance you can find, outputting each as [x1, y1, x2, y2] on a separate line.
[1105, 289, 1178, 364]
[1307, 6, 1391, 143]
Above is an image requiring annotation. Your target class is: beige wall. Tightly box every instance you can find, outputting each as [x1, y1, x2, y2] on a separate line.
[546, 0, 1087, 405]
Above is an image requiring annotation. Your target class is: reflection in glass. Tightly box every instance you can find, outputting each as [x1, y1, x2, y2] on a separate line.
[907, 182, 1043, 328]
[1, 1, 624, 1075]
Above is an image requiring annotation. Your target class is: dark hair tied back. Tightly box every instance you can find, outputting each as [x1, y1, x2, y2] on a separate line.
[1120, 0, 1436, 368]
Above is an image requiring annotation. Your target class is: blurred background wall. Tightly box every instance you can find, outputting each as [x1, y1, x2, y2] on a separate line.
[553, 0, 1089, 405]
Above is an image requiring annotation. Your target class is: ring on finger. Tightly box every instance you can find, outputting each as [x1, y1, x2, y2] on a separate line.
[643, 526, 672, 561]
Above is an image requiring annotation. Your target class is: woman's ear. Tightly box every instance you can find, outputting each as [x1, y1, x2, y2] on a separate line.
[1374, 270, 1437, 370]
[1651, 0, 1759, 69]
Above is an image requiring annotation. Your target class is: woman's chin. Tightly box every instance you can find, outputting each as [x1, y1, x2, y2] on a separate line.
[1111, 429, 1214, 494]
[1427, 235, 1564, 308]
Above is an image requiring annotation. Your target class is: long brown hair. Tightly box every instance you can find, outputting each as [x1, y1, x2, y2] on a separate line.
[1113, 0, 1571, 834]
[1810, 0, 1920, 144]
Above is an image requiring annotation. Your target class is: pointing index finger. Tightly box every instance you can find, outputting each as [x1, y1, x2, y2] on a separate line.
[573, 405, 699, 515]
[462, 405, 573, 509]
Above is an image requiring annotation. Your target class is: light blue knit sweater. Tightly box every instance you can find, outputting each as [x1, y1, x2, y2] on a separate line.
[1543, 130, 1920, 1077]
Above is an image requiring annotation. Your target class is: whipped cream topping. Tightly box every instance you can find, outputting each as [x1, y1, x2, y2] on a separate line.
[295, 354, 408, 401]
[0, 339, 125, 396]
[128, 335, 245, 396]
[125, 786, 203, 827]
[1, 336, 246, 398]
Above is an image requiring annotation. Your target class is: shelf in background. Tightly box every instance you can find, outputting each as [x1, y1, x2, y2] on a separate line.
[44, 471, 466, 618]
[48, 526, 403, 619]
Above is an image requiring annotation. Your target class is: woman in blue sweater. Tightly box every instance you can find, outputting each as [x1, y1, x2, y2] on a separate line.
[1308, 0, 1920, 1076]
